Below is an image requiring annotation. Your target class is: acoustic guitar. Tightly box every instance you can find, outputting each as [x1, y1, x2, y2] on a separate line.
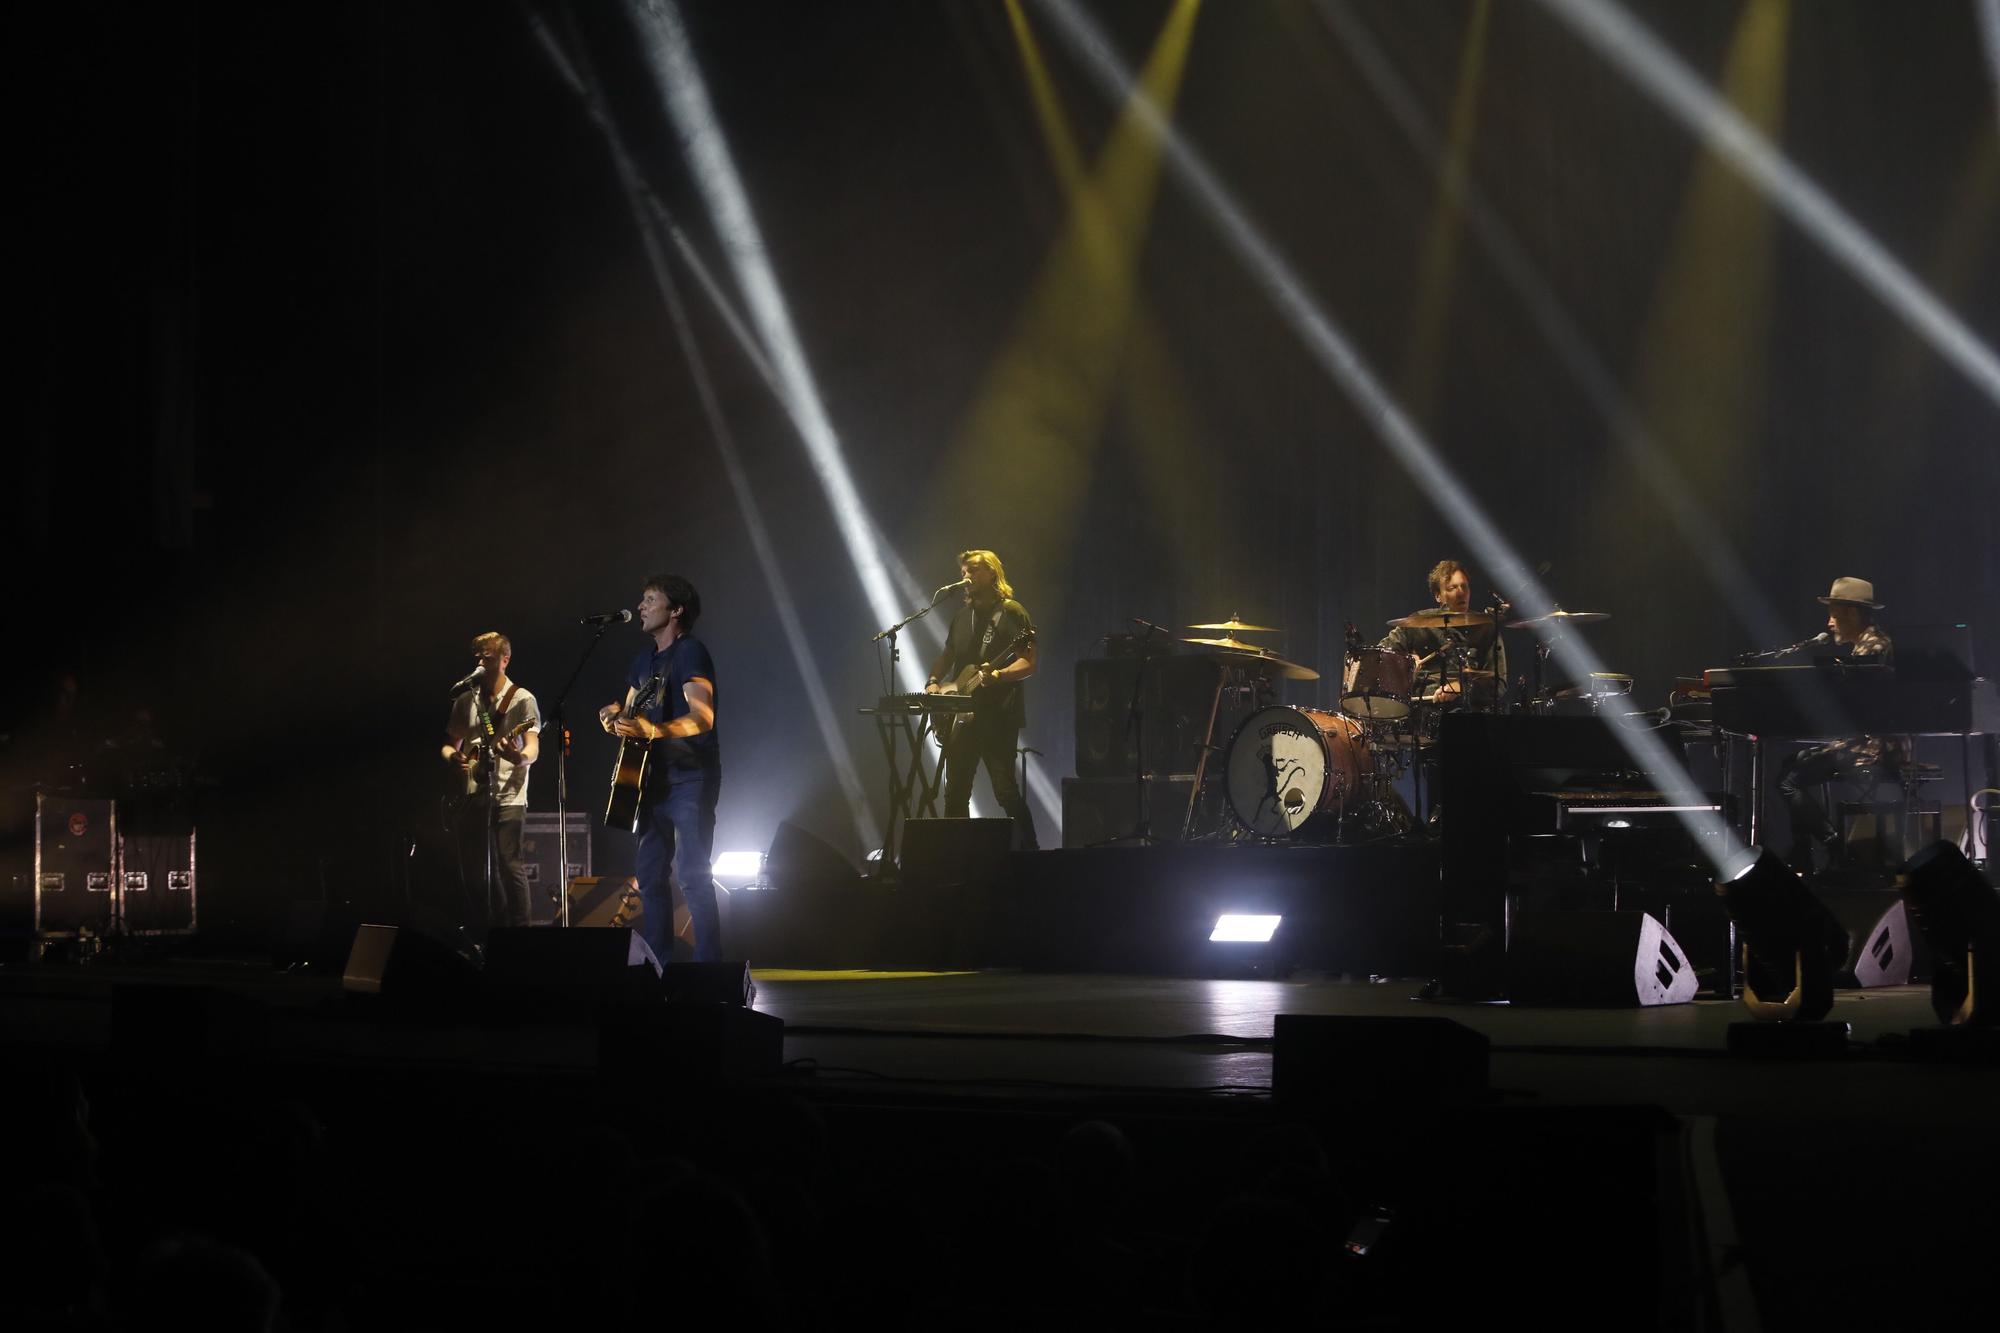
[603, 674, 664, 832]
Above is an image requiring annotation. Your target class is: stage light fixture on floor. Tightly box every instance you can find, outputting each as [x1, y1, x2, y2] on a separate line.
[1714, 846, 1842, 1022]
[712, 850, 766, 888]
[1210, 914, 1281, 943]
[1901, 841, 2000, 1027]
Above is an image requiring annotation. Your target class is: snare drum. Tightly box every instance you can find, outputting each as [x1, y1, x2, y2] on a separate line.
[1224, 705, 1375, 836]
[1340, 647, 1416, 720]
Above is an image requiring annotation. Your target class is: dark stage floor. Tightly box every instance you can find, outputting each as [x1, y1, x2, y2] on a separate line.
[5, 956, 1994, 1330]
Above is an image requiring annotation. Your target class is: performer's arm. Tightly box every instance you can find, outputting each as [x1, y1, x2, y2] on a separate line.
[442, 702, 472, 770]
[982, 639, 1037, 688]
[925, 645, 954, 694]
[599, 685, 639, 735]
[610, 679, 714, 741]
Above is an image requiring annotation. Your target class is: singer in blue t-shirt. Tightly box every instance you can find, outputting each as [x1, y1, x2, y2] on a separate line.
[599, 572, 722, 963]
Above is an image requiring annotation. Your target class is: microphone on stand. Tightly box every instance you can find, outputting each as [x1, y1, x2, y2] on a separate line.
[580, 610, 634, 626]
[447, 668, 482, 696]
[1130, 616, 1170, 637]
[933, 577, 972, 600]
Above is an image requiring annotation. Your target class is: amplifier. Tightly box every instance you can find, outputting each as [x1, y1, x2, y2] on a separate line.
[520, 812, 592, 927]
[1074, 657, 1248, 780]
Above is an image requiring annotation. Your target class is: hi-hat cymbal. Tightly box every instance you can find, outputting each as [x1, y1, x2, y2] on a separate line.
[1387, 609, 1494, 629]
[1505, 608, 1610, 629]
[1187, 617, 1279, 633]
[1181, 635, 1264, 652]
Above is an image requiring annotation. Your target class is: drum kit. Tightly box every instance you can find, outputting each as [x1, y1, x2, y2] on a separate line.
[1181, 605, 1619, 842]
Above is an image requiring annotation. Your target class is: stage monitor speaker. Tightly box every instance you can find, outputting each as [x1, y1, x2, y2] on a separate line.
[1508, 911, 1699, 1007]
[1815, 890, 1915, 988]
[484, 926, 662, 1006]
[766, 821, 859, 893]
[341, 924, 478, 1001]
[1273, 1014, 1489, 1110]
[567, 875, 644, 929]
[900, 818, 1013, 890]
[660, 961, 756, 1008]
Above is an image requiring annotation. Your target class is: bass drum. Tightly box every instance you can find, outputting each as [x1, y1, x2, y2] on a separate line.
[1224, 705, 1374, 837]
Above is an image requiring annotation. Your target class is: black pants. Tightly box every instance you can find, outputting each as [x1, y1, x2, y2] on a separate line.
[941, 709, 1038, 849]
[1775, 745, 1847, 869]
[455, 800, 531, 932]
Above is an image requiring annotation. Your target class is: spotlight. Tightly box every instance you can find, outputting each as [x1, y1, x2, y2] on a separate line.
[1901, 841, 2000, 1027]
[712, 851, 766, 888]
[1714, 846, 1843, 1022]
[1210, 914, 1282, 943]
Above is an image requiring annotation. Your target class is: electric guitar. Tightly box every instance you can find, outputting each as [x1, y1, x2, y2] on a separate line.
[933, 627, 1036, 739]
[603, 674, 663, 832]
[443, 717, 535, 818]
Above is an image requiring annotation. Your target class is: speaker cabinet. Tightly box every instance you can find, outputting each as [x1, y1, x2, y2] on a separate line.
[1508, 911, 1699, 1007]
[1073, 656, 1241, 779]
[1060, 777, 1196, 847]
[1815, 890, 1915, 988]
[341, 924, 478, 1001]
[483, 926, 662, 1006]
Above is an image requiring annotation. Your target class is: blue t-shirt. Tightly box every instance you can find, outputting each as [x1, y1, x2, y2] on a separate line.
[626, 635, 719, 769]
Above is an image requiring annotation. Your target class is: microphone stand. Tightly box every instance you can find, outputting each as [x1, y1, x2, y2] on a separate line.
[547, 622, 620, 928]
[869, 585, 960, 872]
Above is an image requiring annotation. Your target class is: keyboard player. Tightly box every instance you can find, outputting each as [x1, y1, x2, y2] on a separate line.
[1775, 576, 1902, 873]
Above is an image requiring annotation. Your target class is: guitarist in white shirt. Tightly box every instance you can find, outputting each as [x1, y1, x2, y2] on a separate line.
[598, 573, 722, 964]
[925, 549, 1040, 850]
[442, 632, 542, 932]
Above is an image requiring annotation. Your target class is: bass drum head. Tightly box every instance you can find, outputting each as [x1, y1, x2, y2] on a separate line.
[1225, 705, 1366, 837]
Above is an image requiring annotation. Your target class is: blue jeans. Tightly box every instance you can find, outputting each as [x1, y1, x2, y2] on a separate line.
[634, 766, 722, 963]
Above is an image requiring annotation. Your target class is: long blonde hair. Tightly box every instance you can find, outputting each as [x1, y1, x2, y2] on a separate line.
[959, 549, 1015, 601]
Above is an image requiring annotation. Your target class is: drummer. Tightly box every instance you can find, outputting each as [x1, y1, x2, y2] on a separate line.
[1379, 559, 1508, 708]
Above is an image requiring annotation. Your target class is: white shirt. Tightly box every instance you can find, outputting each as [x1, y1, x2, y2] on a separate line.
[446, 684, 542, 808]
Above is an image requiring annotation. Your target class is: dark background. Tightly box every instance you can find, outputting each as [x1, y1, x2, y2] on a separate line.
[9, 0, 1996, 936]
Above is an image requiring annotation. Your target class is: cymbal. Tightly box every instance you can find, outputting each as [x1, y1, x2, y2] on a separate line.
[1179, 638, 1321, 681]
[1259, 653, 1320, 682]
[1387, 609, 1494, 629]
[1187, 616, 1279, 633]
[1505, 608, 1609, 629]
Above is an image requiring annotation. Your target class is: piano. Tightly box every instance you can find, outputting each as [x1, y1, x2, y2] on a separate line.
[1705, 665, 1999, 739]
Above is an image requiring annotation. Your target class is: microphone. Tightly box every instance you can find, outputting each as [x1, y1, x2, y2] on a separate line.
[1792, 631, 1832, 653]
[1130, 616, 1170, 637]
[581, 610, 634, 626]
[448, 668, 482, 696]
[933, 578, 972, 600]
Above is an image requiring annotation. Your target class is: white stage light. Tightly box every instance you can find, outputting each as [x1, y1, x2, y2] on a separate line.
[1537, 0, 2000, 412]
[1211, 914, 1283, 943]
[712, 850, 765, 883]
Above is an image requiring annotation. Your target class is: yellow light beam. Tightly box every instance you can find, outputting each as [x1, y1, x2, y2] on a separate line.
[918, 0, 1202, 620]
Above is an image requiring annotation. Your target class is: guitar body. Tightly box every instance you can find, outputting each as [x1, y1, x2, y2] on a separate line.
[444, 717, 534, 821]
[604, 675, 663, 832]
[935, 627, 1036, 745]
[604, 742, 649, 833]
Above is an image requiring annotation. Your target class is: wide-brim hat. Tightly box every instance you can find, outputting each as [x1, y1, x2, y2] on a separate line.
[1816, 576, 1883, 609]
